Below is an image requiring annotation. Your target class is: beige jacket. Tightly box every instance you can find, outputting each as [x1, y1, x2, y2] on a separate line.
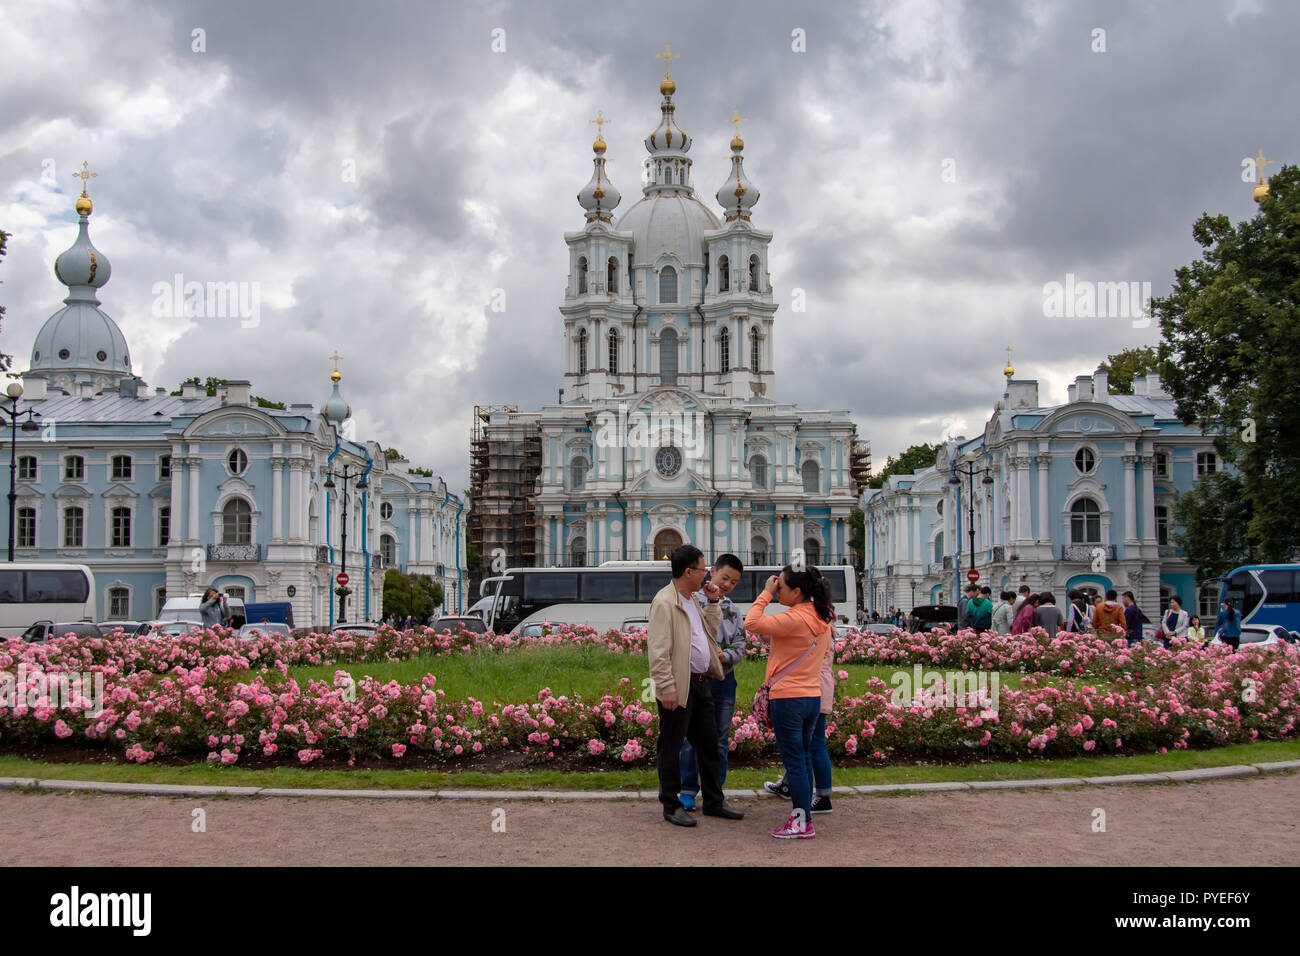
[647, 582, 724, 706]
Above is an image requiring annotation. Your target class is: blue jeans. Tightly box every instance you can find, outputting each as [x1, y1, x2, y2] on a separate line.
[806, 712, 832, 797]
[680, 670, 736, 797]
[770, 695, 821, 823]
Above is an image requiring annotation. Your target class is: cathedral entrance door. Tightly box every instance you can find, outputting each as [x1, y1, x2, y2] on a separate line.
[653, 529, 683, 560]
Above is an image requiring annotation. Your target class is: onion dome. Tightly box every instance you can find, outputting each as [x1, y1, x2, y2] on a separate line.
[577, 115, 622, 223]
[321, 366, 352, 424]
[716, 115, 759, 221]
[642, 66, 695, 197]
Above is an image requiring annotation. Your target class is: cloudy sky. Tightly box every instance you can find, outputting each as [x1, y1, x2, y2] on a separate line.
[1, 0, 1293, 493]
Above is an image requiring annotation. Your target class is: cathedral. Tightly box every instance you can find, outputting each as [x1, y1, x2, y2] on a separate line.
[469, 62, 870, 570]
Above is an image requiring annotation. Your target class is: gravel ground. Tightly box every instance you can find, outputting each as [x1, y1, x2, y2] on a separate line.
[2, 773, 1296, 866]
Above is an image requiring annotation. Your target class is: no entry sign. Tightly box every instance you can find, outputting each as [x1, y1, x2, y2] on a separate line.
[336, 573, 350, 586]
[966, 570, 980, 583]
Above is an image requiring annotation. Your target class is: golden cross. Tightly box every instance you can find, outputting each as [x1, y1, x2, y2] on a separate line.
[72, 160, 98, 196]
[329, 350, 343, 374]
[656, 43, 679, 79]
[1255, 147, 1276, 184]
[1005, 345, 1013, 364]
[730, 109, 748, 137]
[590, 110, 609, 136]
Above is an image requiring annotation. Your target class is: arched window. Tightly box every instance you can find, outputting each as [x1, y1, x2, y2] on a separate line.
[570, 535, 587, 567]
[750, 455, 768, 489]
[933, 533, 944, 562]
[570, 457, 588, 491]
[718, 255, 730, 292]
[749, 255, 761, 292]
[108, 586, 130, 619]
[659, 327, 678, 385]
[802, 459, 820, 493]
[64, 506, 84, 548]
[222, 498, 252, 544]
[577, 257, 588, 294]
[719, 328, 730, 373]
[577, 328, 587, 375]
[751, 537, 769, 564]
[804, 537, 821, 565]
[607, 257, 618, 293]
[750, 329, 761, 372]
[1069, 498, 1101, 544]
[608, 329, 619, 374]
[381, 533, 396, 568]
[653, 529, 682, 561]
[659, 265, 677, 304]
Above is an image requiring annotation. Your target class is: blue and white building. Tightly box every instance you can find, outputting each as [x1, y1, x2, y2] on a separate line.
[864, 364, 1225, 621]
[6, 186, 467, 626]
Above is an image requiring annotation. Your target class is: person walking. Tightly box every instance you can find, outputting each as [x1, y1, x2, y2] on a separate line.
[648, 545, 745, 827]
[1034, 592, 1066, 639]
[1187, 615, 1207, 642]
[991, 590, 1015, 634]
[1122, 591, 1143, 646]
[1215, 600, 1242, 652]
[967, 588, 993, 632]
[957, 584, 977, 630]
[745, 564, 835, 839]
[678, 553, 747, 811]
[1011, 592, 1039, 634]
[1011, 584, 1032, 619]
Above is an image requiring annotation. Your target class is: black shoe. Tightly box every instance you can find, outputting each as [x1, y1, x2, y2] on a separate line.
[811, 795, 833, 814]
[702, 803, 745, 820]
[763, 778, 790, 799]
[664, 807, 697, 827]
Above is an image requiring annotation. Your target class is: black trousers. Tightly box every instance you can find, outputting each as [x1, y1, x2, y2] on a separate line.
[657, 677, 725, 813]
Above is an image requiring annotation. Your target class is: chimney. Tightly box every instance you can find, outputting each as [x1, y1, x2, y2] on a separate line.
[78, 381, 96, 399]
[289, 403, 314, 415]
[1006, 379, 1039, 409]
[1133, 376, 1148, 396]
[21, 376, 47, 401]
[181, 383, 201, 399]
[154, 387, 166, 396]
[118, 377, 137, 399]
[1067, 383, 1078, 403]
[224, 380, 252, 405]
[1146, 372, 1166, 397]
[1092, 368, 1109, 404]
[1074, 375, 1093, 402]
[136, 382, 150, 399]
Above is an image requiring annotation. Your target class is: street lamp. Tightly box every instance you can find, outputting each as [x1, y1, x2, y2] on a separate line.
[324, 464, 368, 623]
[949, 462, 995, 588]
[3, 381, 41, 562]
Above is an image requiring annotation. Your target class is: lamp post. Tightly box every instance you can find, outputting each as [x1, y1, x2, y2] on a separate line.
[949, 462, 995, 586]
[3, 381, 42, 562]
[324, 464, 368, 623]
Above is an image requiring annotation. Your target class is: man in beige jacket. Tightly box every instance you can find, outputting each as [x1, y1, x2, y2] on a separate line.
[648, 545, 745, 827]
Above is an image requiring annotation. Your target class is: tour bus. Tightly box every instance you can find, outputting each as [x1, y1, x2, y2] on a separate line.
[0, 563, 97, 638]
[478, 561, 857, 634]
[1217, 564, 1300, 633]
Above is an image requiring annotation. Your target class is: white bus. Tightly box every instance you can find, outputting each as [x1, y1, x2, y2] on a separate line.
[0, 563, 97, 638]
[479, 561, 857, 634]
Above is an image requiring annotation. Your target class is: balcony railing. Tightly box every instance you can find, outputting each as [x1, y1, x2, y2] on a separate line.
[925, 563, 945, 576]
[207, 544, 261, 562]
[1061, 544, 1117, 561]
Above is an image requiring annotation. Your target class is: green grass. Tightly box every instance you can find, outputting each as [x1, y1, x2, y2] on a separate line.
[285, 645, 1039, 705]
[2, 740, 1297, 792]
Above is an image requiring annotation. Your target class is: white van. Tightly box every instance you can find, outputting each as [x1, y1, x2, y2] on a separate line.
[159, 594, 247, 628]
[0, 563, 97, 638]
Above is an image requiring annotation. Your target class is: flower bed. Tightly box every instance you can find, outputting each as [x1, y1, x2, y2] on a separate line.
[1, 624, 1296, 767]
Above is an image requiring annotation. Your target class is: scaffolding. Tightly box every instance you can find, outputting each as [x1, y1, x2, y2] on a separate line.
[469, 405, 542, 573]
[849, 439, 872, 495]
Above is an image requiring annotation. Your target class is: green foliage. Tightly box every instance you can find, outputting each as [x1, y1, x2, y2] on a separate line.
[408, 466, 434, 477]
[465, 540, 482, 574]
[848, 508, 865, 566]
[1153, 164, 1300, 563]
[254, 396, 285, 409]
[384, 447, 403, 460]
[381, 569, 444, 620]
[868, 443, 939, 488]
[1172, 472, 1255, 579]
[1098, 346, 1159, 395]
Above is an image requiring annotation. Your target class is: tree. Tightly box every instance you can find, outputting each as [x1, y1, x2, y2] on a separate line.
[867, 442, 939, 489]
[1172, 472, 1254, 580]
[848, 508, 865, 566]
[465, 540, 482, 574]
[384, 447, 403, 460]
[381, 569, 444, 620]
[1153, 164, 1300, 563]
[1098, 346, 1158, 395]
[0, 228, 12, 374]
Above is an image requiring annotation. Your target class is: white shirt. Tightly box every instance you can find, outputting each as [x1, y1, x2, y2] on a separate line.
[679, 591, 710, 675]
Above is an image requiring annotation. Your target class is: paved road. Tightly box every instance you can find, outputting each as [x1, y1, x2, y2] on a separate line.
[2, 774, 1295, 866]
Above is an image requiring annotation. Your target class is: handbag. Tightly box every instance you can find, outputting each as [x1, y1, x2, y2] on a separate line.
[752, 619, 827, 729]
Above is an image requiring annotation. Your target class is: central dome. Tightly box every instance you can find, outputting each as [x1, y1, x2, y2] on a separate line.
[616, 193, 719, 266]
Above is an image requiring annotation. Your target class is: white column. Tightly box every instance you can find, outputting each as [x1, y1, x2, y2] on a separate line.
[1015, 457, 1030, 545]
[170, 453, 185, 544]
[911, 505, 920, 566]
[289, 458, 304, 541]
[1124, 454, 1138, 544]
[187, 456, 201, 543]
[271, 456, 284, 542]
[1140, 455, 1157, 545]
[1036, 453, 1049, 544]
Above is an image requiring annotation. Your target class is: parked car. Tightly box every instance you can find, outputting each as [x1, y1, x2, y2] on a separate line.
[134, 620, 204, 638]
[96, 620, 143, 634]
[238, 622, 293, 640]
[907, 605, 959, 634]
[1213, 624, 1299, 648]
[21, 621, 103, 643]
[430, 615, 487, 634]
[330, 623, 380, 637]
[242, 601, 295, 629]
[834, 623, 862, 639]
[867, 623, 898, 635]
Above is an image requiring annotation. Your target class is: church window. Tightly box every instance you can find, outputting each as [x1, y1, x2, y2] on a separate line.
[58, 349, 70, 361]
[96, 350, 107, 362]
[1069, 498, 1101, 544]
[751, 537, 769, 564]
[607, 257, 619, 293]
[64, 507, 84, 548]
[577, 257, 588, 294]
[570, 457, 588, 491]
[158, 506, 170, 547]
[112, 455, 132, 480]
[1196, 451, 1217, 475]
[802, 460, 820, 493]
[577, 329, 588, 375]
[608, 329, 618, 374]
[570, 535, 587, 567]
[108, 587, 130, 619]
[1073, 447, 1096, 475]
[380, 502, 393, 520]
[659, 266, 677, 304]
[222, 499, 252, 544]
[64, 456, 84, 481]
[17, 508, 35, 549]
[718, 256, 729, 292]
[749, 255, 760, 292]
[719, 328, 730, 373]
[659, 327, 678, 385]
[751, 455, 768, 489]
[228, 449, 248, 475]
[750, 329, 761, 372]
[18, 456, 36, 481]
[159, 455, 171, 480]
[656, 446, 683, 479]
[804, 537, 821, 565]
[111, 507, 132, 548]
[1155, 505, 1169, 546]
[381, 533, 397, 568]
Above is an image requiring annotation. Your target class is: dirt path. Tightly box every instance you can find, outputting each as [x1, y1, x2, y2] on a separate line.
[2, 774, 1296, 866]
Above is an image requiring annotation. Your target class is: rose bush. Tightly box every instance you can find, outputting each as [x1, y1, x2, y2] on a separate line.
[1, 623, 1296, 766]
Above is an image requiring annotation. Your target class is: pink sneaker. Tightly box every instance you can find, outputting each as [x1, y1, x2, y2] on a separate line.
[771, 814, 816, 839]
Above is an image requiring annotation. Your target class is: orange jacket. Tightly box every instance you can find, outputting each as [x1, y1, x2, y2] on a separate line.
[744, 591, 831, 700]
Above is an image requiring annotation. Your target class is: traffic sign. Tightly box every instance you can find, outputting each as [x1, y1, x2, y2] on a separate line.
[966, 570, 980, 583]
[336, 573, 350, 586]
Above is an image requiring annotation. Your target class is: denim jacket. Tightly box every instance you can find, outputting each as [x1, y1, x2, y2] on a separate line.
[701, 593, 748, 675]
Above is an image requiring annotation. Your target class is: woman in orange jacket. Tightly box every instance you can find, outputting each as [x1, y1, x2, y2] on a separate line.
[745, 564, 835, 839]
